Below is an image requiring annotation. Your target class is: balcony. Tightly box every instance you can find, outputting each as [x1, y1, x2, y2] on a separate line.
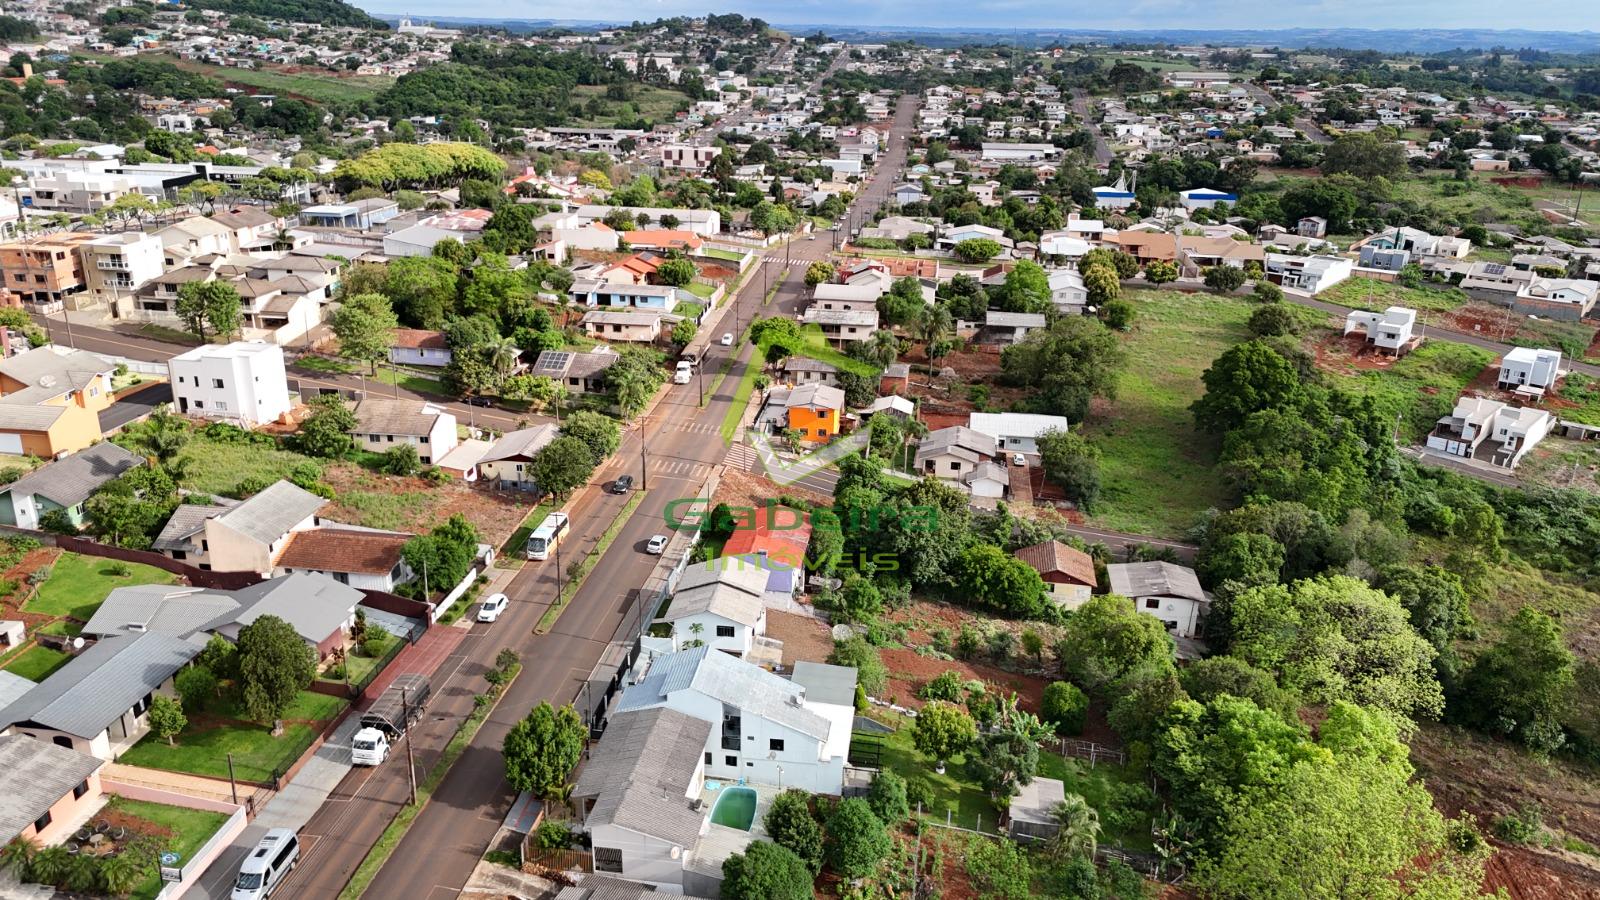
[96, 257, 130, 271]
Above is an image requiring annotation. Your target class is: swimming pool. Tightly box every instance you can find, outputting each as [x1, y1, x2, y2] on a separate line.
[709, 786, 758, 831]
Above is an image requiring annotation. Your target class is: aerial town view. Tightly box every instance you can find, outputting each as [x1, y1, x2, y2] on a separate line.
[0, 0, 1599, 897]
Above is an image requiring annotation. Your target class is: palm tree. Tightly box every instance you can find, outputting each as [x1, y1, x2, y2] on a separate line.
[143, 405, 190, 464]
[487, 336, 521, 380]
[1044, 793, 1102, 863]
[0, 837, 37, 879]
[63, 853, 100, 893]
[914, 304, 952, 346]
[28, 845, 71, 887]
[99, 851, 146, 897]
[863, 329, 903, 369]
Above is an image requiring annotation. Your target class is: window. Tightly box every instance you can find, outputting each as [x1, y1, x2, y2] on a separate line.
[1144, 598, 1159, 609]
[32, 811, 51, 833]
[419, 436, 429, 444]
[716, 625, 735, 638]
[769, 739, 785, 752]
[386, 435, 394, 442]
[72, 779, 90, 800]
[52, 736, 73, 749]
[212, 378, 225, 389]
[725, 755, 737, 767]
[705, 752, 712, 765]
[215, 401, 227, 411]
[172, 550, 187, 560]
[593, 847, 623, 873]
[193, 400, 204, 409]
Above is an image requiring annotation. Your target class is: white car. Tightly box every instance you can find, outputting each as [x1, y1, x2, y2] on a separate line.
[720, 332, 734, 346]
[477, 593, 509, 623]
[1012, 453, 1027, 467]
[645, 534, 670, 555]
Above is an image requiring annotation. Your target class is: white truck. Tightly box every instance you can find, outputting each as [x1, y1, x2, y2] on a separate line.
[351, 674, 429, 766]
[674, 360, 694, 384]
[351, 728, 390, 766]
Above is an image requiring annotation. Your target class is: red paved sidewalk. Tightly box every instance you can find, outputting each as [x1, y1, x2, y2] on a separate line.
[359, 625, 468, 705]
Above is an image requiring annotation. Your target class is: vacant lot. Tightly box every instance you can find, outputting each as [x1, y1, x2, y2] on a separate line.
[139, 52, 394, 103]
[1320, 275, 1469, 314]
[1079, 290, 1256, 538]
[1323, 338, 1495, 441]
[570, 84, 691, 127]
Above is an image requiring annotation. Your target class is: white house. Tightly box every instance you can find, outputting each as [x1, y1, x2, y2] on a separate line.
[79, 232, 164, 310]
[1498, 347, 1563, 395]
[1107, 561, 1210, 640]
[348, 398, 458, 465]
[1037, 232, 1090, 261]
[967, 412, 1071, 455]
[1514, 278, 1600, 321]
[613, 646, 856, 795]
[1343, 306, 1417, 355]
[1264, 252, 1353, 294]
[389, 330, 452, 368]
[661, 563, 772, 659]
[1428, 396, 1553, 469]
[167, 341, 291, 426]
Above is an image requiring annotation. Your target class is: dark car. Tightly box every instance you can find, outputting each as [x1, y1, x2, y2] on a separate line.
[463, 397, 495, 408]
[611, 475, 635, 494]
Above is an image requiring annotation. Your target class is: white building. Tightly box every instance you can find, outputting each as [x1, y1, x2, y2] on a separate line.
[1266, 252, 1354, 294]
[660, 563, 772, 659]
[660, 144, 721, 171]
[1498, 347, 1563, 396]
[613, 646, 856, 796]
[979, 142, 1060, 162]
[1428, 396, 1553, 469]
[1343, 306, 1417, 355]
[1178, 188, 1238, 211]
[967, 412, 1071, 455]
[79, 232, 164, 310]
[167, 341, 291, 426]
[1107, 561, 1210, 640]
[348, 398, 458, 465]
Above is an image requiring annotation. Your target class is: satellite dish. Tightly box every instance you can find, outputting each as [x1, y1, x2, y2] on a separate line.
[670, 846, 682, 860]
[71, 637, 84, 650]
[37, 374, 56, 388]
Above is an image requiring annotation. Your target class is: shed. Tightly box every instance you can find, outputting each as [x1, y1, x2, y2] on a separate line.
[1008, 776, 1066, 840]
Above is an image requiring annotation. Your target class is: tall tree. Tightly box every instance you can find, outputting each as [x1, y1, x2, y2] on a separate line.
[236, 614, 316, 723]
[503, 702, 585, 799]
[332, 292, 399, 375]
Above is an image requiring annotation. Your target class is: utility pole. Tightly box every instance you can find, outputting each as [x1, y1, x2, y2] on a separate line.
[640, 433, 649, 491]
[402, 687, 417, 805]
[227, 754, 238, 805]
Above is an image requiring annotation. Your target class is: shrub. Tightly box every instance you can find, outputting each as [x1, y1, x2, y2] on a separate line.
[535, 820, 573, 849]
[1042, 681, 1089, 736]
[1493, 805, 1544, 844]
[763, 789, 824, 874]
[824, 798, 891, 879]
[865, 769, 910, 825]
[828, 636, 887, 695]
[919, 670, 965, 702]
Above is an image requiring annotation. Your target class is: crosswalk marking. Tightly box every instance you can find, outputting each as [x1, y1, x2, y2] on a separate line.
[724, 443, 758, 472]
[648, 459, 712, 479]
[674, 422, 720, 435]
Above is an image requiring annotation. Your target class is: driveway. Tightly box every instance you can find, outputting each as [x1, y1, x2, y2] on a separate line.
[99, 381, 172, 433]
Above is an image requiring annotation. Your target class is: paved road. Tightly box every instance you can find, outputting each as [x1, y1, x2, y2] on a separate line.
[1242, 82, 1331, 145]
[285, 94, 923, 900]
[1070, 89, 1114, 167]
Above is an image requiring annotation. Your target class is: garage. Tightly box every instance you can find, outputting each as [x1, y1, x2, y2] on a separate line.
[0, 433, 22, 455]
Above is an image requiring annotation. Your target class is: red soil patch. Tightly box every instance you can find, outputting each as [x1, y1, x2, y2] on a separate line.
[319, 468, 529, 547]
[876, 645, 1049, 715]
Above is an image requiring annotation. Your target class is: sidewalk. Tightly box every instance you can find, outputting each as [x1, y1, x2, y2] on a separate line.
[360, 624, 470, 703]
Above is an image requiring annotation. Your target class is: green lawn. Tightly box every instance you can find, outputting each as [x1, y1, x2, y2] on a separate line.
[852, 723, 999, 829]
[1331, 341, 1495, 441]
[1036, 754, 1157, 851]
[24, 553, 179, 621]
[1319, 276, 1468, 314]
[119, 691, 347, 784]
[102, 797, 232, 900]
[686, 282, 717, 299]
[702, 247, 746, 262]
[1080, 290, 1254, 539]
[500, 501, 555, 559]
[294, 355, 356, 375]
[373, 364, 448, 396]
[1552, 374, 1600, 427]
[134, 52, 394, 104]
[3, 645, 69, 681]
[172, 434, 317, 498]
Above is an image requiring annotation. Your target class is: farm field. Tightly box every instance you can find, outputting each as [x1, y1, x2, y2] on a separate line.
[137, 53, 394, 103]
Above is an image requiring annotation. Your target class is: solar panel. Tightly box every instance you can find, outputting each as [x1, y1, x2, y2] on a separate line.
[1483, 263, 1506, 275]
[534, 351, 572, 374]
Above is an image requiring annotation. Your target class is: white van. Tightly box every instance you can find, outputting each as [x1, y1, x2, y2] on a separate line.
[351, 727, 390, 766]
[674, 360, 694, 384]
[232, 828, 299, 900]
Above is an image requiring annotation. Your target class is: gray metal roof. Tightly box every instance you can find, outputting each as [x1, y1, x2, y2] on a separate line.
[1010, 775, 1066, 825]
[662, 582, 763, 627]
[0, 671, 36, 710]
[916, 425, 996, 460]
[214, 480, 327, 546]
[674, 559, 770, 600]
[4, 442, 143, 509]
[555, 876, 668, 900]
[81, 585, 238, 640]
[1106, 561, 1206, 603]
[572, 707, 711, 848]
[478, 424, 559, 465]
[0, 348, 116, 396]
[0, 632, 199, 738]
[151, 501, 236, 551]
[207, 573, 360, 646]
[0, 735, 105, 842]
[790, 662, 859, 708]
[348, 398, 447, 437]
[616, 646, 831, 741]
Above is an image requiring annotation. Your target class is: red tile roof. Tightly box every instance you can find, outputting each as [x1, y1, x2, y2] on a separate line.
[1014, 540, 1097, 587]
[392, 329, 447, 350]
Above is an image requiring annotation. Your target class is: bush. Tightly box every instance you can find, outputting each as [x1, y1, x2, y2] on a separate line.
[535, 820, 573, 849]
[828, 636, 887, 695]
[1247, 303, 1298, 337]
[865, 769, 910, 825]
[905, 777, 935, 812]
[381, 444, 422, 477]
[1252, 281, 1284, 303]
[763, 789, 824, 874]
[1101, 299, 1135, 330]
[825, 798, 891, 879]
[964, 835, 1032, 900]
[1493, 805, 1544, 844]
[919, 670, 965, 702]
[1042, 681, 1089, 736]
[1203, 265, 1248, 293]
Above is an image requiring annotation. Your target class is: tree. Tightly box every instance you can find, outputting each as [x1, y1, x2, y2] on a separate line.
[1101, 299, 1135, 330]
[297, 394, 357, 458]
[722, 841, 813, 900]
[1055, 594, 1176, 695]
[1082, 262, 1121, 306]
[197, 634, 238, 683]
[995, 260, 1052, 313]
[174, 665, 217, 712]
[560, 411, 622, 463]
[381, 443, 421, 476]
[1036, 429, 1102, 510]
[528, 435, 597, 500]
[236, 614, 316, 723]
[877, 278, 926, 327]
[332, 293, 399, 374]
[1042, 681, 1089, 735]
[148, 695, 186, 746]
[953, 543, 1048, 617]
[911, 701, 976, 770]
[1044, 794, 1101, 862]
[825, 798, 891, 879]
[750, 201, 796, 238]
[671, 318, 698, 347]
[953, 238, 1002, 263]
[174, 280, 236, 340]
[384, 256, 459, 329]
[1253, 281, 1284, 303]
[1180, 655, 1298, 721]
[829, 636, 888, 695]
[1144, 259, 1178, 285]
[964, 835, 1032, 900]
[763, 790, 824, 874]
[1247, 303, 1297, 337]
[1203, 265, 1248, 293]
[1190, 340, 1304, 434]
[503, 702, 585, 799]
[1320, 132, 1407, 179]
[1459, 607, 1574, 752]
[865, 770, 910, 825]
[804, 261, 835, 287]
[656, 258, 696, 286]
[1000, 318, 1126, 421]
[1378, 564, 1471, 652]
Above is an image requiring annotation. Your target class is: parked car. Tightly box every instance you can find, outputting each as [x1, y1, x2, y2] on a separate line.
[477, 593, 509, 623]
[611, 474, 635, 494]
[720, 332, 734, 346]
[645, 534, 669, 555]
[463, 396, 495, 407]
[1012, 453, 1026, 467]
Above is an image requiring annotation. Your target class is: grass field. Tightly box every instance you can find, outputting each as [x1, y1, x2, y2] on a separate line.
[3, 645, 70, 681]
[120, 691, 347, 783]
[25, 553, 180, 621]
[570, 84, 692, 127]
[852, 722, 998, 827]
[1319, 276, 1469, 314]
[138, 52, 394, 104]
[1036, 754, 1157, 851]
[173, 434, 318, 498]
[103, 797, 232, 900]
[1080, 290, 1253, 538]
[686, 282, 717, 299]
[1331, 341, 1496, 441]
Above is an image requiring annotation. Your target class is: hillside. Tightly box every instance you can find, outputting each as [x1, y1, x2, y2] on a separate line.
[187, 0, 384, 29]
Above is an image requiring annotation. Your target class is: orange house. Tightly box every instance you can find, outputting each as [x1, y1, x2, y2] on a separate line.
[782, 383, 845, 444]
[0, 348, 117, 457]
[0, 234, 97, 305]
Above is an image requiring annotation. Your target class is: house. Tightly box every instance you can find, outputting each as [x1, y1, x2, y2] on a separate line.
[721, 513, 812, 573]
[1008, 776, 1067, 842]
[298, 199, 399, 230]
[1090, 185, 1137, 210]
[0, 735, 106, 845]
[389, 330, 452, 368]
[1428, 396, 1553, 469]
[349, 398, 458, 465]
[968, 412, 1071, 455]
[0, 233, 99, 304]
[0, 346, 117, 456]
[811, 282, 883, 309]
[530, 347, 620, 395]
[168, 341, 291, 426]
[780, 357, 840, 387]
[980, 143, 1061, 162]
[614, 645, 856, 795]
[198, 479, 328, 574]
[979, 311, 1046, 344]
[574, 282, 679, 311]
[1164, 71, 1234, 88]
[382, 209, 492, 258]
[1047, 269, 1088, 313]
[1265, 253, 1353, 293]
[891, 183, 927, 205]
[1514, 278, 1599, 321]
[477, 424, 559, 490]
[915, 426, 998, 480]
[660, 144, 721, 171]
[79, 232, 165, 311]
[1103, 231, 1177, 265]
[84, 574, 363, 660]
[273, 530, 413, 591]
[1361, 226, 1471, 260]
[583, 309, 665, 343]
[1178, 188, 1238, 211]
[1107, 560, 1210, 639]
[1178, 235, 1264, 276]
[0, 442, 142, 530]
[621, 230, 704, 253]
[0, 631, 198, 760]
[1015, 541, 1097, 610]
[571, 707, 712, 890]
[1038, 232, 1090, 262]
[661, 562, 771, 659]
[762, 383, 844, 444]
[799, 308, 879, 344]
[1498, 348, 1562, 396]
[1297, 216, 1328, 238]
[1343, 306, 1417, 355]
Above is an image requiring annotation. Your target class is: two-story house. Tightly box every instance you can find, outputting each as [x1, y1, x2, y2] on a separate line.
[1343, 306, 1417, 355]
[0, 348, 118, 458]
[1107, 561, 1210, 640]
[661, 563, 772, 659]
[168, 341, 291, 426]
[1498, 347, 1563, 396]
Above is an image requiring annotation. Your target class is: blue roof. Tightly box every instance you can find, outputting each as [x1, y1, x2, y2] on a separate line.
[726, 553, 798, 594]
[1092, 188, 1135, 198]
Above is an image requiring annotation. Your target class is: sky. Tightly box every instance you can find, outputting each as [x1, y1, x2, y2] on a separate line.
[354, 0, 1600, 32]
